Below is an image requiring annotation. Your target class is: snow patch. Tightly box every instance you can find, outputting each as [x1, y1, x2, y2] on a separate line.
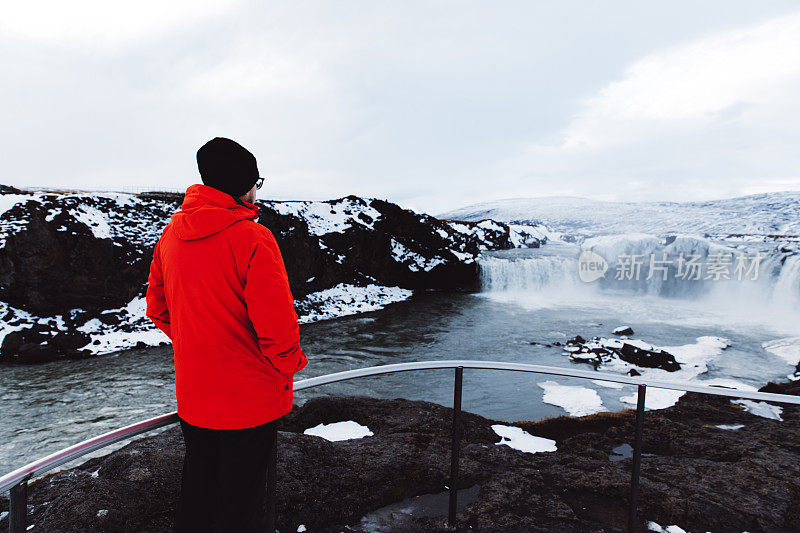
[77, 318, 103, 334]
[390, 238, 446, 272]
[477, 219, 504, 232]
[508, 223, 552, 246]
[5, 282, 413, 358]
[538, 381, 607, 416]
[593, 336, 731, 410]
[0, 302, 37, 346]
[304, 421, 374, 441]
[0, 194, 37, 217]
[269, 198, 382, 236]
[81, 328, 169, 355]
[491, 424, 557, 454]
[70, 205, 113, 239]
[77, 296, 170, 354]
[448, 222, 473, 235]
[716, 424, 745, 431]
[647, 522, 688, 533]
[449, 249, 476, 262]
[732, 399, 783, 421]
[93, 192, 138, 207]
[763, 337, 800, 365]
[296, 283, 413, 324]
[621, 388, 685, 410]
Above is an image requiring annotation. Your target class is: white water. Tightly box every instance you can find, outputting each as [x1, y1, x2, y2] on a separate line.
[475, 238, 800, 417]
[772, 254, 800, 310]
[477, 238, 800, 336]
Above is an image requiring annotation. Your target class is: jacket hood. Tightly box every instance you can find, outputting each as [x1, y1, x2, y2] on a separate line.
[170, 184, 260, 240]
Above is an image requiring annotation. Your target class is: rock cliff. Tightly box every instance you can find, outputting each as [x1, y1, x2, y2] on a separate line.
[0, 185, 550, 363]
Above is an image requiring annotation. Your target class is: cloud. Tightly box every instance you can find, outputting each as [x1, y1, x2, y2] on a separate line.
[184, 41, 333, 100]
[559, 12, 800, 150]
[481, 10, 800, 205]
[0, 0, 239, 49]
[2, 2, 799, 214]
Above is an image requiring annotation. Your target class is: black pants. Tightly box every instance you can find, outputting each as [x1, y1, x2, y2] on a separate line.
[174, 417, 277, 533]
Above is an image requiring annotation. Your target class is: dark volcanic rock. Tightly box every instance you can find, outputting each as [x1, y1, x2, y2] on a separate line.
[0, 188, 549, 362]
[618, 342, 680, 371]
[0, 325, 91, 363]
[0, 206, 150, 315]
[613, 326, 634, 336]
[0, 324, 89, 364]
[3, 393, 800, 532]
[568, 335, 586, 345]
[564, 335, 681, 372]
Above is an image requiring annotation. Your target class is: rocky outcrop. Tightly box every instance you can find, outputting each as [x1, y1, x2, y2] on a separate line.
[0, 187, 175, 316]
[2, 389, 799, 532]
[0, 325, 92, 363]
[0, 187, 549, 363]
[563, 335, 682, 372]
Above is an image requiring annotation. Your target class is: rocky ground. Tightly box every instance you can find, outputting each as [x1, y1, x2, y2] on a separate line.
[2, 380, 799, 533]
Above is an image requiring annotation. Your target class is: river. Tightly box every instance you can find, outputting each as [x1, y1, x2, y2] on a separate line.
[2, 242, 799, 475]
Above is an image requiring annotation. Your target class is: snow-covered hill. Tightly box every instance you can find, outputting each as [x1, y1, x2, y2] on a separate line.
[0, 185, 549, 362]
[437, 192, 800, 239]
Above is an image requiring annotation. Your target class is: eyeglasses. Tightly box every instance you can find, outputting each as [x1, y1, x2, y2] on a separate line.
[255, 177, 264, 190]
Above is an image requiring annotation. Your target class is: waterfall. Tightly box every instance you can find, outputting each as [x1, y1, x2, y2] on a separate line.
[772, 255, 800, 309]
[477, 255, 576, 292]
[476, 235, 800, 311]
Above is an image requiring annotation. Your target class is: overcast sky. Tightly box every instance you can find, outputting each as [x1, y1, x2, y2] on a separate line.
[2, 1, 800, 215]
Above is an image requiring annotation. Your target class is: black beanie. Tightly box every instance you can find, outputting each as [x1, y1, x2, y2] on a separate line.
[196, 137, 261, 198]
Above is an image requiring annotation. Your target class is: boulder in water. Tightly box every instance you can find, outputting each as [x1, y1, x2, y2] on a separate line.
[0, 326, 91, 364]
[561, 334, 681, 372]
[613, 326, 634, 336]
[618, 342, 680, 371]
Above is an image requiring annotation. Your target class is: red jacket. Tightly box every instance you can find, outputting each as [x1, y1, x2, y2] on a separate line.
[145, 184, 308, 429]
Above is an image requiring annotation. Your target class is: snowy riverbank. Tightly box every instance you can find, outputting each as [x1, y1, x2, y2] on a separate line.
[0, 185, 550, 363]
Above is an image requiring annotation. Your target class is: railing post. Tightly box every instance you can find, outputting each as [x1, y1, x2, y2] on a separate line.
[628, 384, 646, 533]
[266, 423, 277, 533]
[448, 366, 464, 527]
[9, 478, 28, 533]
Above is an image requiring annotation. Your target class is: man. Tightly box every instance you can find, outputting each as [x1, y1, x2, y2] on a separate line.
[145, 137, 308, 532]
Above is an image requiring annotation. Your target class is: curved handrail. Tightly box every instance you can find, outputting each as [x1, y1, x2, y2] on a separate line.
[291, 360, 800, 401]
[2, 359, 799, 493]
[0, 412, 179, 493]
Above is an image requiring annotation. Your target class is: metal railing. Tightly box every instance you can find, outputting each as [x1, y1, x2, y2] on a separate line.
[3, 360, 800, 533]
